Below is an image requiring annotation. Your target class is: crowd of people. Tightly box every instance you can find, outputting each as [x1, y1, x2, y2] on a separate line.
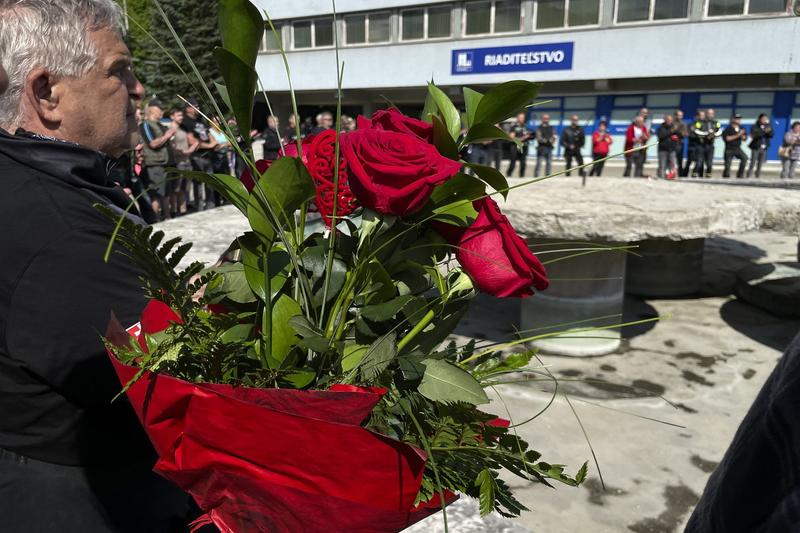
[121, 100, 800, 223]
[464, 106, 800, 181]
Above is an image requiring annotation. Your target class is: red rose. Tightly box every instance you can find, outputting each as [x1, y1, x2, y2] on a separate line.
[357, 108, 434, 144]
[435, 198, 548, 298]
[239, 137, 315, 193]
[341, 129, 461, 216]
[239, 159, 271, 193]
[306, 130, 358, 225]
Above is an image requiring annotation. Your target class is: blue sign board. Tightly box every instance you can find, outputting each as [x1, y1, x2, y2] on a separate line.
[451, 42, 574, 75]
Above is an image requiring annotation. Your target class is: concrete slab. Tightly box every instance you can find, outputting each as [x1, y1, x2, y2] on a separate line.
[502, 177, 800, 242]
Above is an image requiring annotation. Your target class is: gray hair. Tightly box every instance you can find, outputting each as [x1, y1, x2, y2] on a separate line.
[0, 0, 125, 128]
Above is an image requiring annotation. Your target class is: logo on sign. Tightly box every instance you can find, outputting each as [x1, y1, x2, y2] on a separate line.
[451, 42, 574, 75]
[455, 51, 474, 73]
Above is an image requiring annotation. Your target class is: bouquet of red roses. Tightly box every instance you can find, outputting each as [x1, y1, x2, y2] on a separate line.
[101, 1, 586, 531]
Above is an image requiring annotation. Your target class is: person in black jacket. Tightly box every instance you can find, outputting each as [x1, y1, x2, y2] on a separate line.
[747, 113, 774, 178]
[686, 332, 800, 532]
[260, 114, 283, 160]
[0, 1, 189, 531]
[507, 112, 532, 177]
[722, 113, 749, 179]
[656, 114, 679, 179]
[560, 114, 586, 177]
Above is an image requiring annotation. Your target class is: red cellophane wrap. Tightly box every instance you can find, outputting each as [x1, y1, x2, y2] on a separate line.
[106, 300, 455, 532]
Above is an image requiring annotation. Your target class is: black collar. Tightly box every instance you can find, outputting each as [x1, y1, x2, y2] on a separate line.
[0, 128, 132, 210]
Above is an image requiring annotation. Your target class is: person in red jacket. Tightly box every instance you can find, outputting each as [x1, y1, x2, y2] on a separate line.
[589, 120, 613, 176]
[624, 115, 650, 177]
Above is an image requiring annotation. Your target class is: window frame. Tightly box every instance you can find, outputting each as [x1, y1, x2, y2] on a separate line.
[613, 0, 691, 25]
[343, 13, 368, 46]
[704, 0, 790, 18]
[462, 0, 523, 37]
[534, 0, 604, 31]
[260, 22, 284, 53]
[291, 17, 336, 50]
[342, 10, 393, 47]
[400, 4, 454, 42]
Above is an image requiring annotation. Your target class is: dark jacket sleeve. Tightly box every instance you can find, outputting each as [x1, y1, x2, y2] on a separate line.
[686, 333, 800, 533]
[6, 226, 147, 408]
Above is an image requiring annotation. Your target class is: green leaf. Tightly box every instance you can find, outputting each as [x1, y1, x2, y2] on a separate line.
[411, 303, 468, 354]
[398, 356, 427, 382]
[204, 262, 256, 304]
[288, 315, 324, 338]
[427, 173, 484, 226]
[301, 239, 348, 307]
[364, 261, 397, 302]
[473, 81, 542, 126]
[427, 82, 461, 140]
[296, 335, 332, 353]
[432, 199, 478, 226]
[213, 47, 258, 144]
[250, 157, 316, 229]
[463, 162, 510, 199]
[282, 369, 316, 388]
[268, 294, 302, 364]
[214, 81, 233, 115]
[238, 234, 292, 302]
[463, 123, 520, 150]
[341, 344, 369, 372]
[431, 115, 459, 160]
[220, 324, 254, 343]
[177, 170, 249, 215]
[218, 0, 264, 68]
[463, 87, 484, 129]
[420, 85, 437, 123]
[359, 332, 398, 380]
[430, 173, 486, 205]
[575, 462, 589, 484]
[475, 469, 497, 517]
[361, 295, 416, 322]
[418, 358, 489, 405]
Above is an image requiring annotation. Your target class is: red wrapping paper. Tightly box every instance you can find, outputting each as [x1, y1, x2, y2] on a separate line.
[107, 301, 455, 532]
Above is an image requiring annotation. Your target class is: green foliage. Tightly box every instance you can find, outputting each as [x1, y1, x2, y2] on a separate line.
[124, 0, 223, 104]
[426, 82, 462, 141]
[462, 87, 484, 129]
[473, 80, 542, 126]
[96, 203, 204, 314]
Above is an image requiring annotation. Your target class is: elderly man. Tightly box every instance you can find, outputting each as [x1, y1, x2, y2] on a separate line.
[0, 1, 188, 531]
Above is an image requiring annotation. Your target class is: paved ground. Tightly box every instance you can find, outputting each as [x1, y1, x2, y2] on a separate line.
[156, 183, 800, 533]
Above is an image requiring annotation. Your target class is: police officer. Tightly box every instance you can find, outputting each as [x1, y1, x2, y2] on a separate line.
[722, 113, 748, 178]
[684, 110, 705, 177]
[699, 108, 722, 178]
[507, 112, 532, 177]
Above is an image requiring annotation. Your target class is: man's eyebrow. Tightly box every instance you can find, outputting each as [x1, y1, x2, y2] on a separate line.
[107, 55, 132, 69]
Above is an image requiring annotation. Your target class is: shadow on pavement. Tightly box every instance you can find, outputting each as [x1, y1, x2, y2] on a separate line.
[719, 298, 800, 353]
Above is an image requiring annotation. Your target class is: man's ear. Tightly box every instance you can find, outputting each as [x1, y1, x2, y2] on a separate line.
[22, 68, 61, 126]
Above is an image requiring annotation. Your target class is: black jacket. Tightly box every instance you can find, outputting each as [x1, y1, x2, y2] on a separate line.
[686, 333, 800, 532]
[0, 129, 169, 466]
[261, 127, 282, 160]
[657, 123, 678, 152]
[749, 123, 774, 150]
[560, 125, 585, 152]
[0, 129, 189, 530]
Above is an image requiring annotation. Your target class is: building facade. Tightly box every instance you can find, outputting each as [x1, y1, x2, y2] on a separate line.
[253, 0, 800, 160]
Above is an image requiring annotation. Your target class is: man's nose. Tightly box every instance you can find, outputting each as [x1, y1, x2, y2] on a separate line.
[129, 72, 145, 102]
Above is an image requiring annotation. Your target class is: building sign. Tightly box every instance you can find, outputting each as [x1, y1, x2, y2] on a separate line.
[452, 42, 574, 75]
